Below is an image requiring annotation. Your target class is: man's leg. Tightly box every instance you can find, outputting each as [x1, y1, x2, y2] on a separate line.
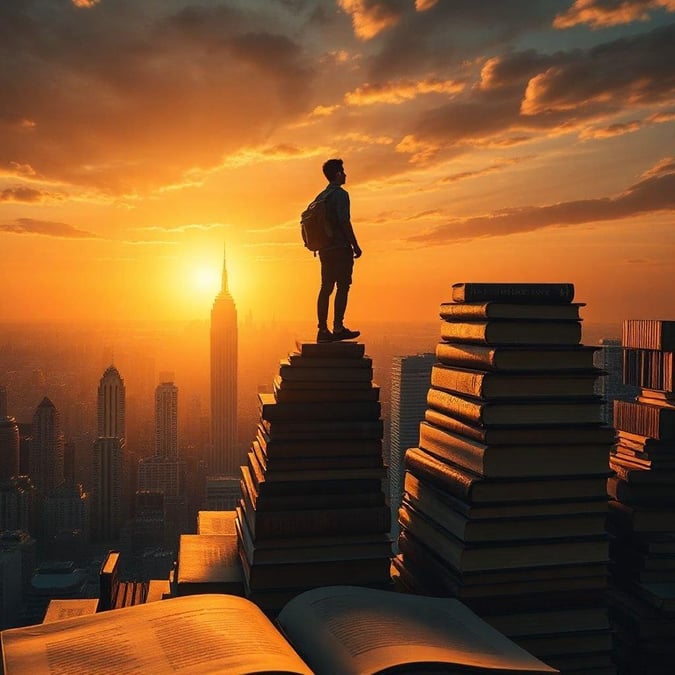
[333, 280, 350, 332]
[331, 248, 359, 340]
[317, 250, 337, 341]
[317, 279, 334, 330]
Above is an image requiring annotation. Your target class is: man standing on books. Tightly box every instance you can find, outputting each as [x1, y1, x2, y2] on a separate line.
[316, 158, 362, 343]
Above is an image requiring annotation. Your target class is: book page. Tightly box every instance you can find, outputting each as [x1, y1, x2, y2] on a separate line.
[2, 595, 312, 675]
[277, 586, 557, 674]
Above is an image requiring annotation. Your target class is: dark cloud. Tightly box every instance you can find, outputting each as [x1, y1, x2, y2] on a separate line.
[397, 23, 675, 158]
[0, 187, 48, 203]
[0, 1, 315, 193]
[407, 158, 675, 244]
[1, 218, 98, 238]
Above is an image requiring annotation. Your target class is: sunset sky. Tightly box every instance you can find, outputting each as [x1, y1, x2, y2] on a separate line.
[1, 0, 674, 327]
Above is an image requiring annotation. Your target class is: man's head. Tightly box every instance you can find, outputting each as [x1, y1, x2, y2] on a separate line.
[323, 158, 346, 185]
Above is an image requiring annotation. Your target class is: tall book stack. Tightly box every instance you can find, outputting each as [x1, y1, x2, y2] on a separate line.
[392, 282, 616, 674]
[235, 340, 392, 614]
[607, 319, 675, 673]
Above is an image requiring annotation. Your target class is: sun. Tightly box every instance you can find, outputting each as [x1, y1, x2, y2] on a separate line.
[190, 265, 221, 297]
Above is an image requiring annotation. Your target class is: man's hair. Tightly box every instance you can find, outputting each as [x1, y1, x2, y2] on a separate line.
[322, 158, 343, 181]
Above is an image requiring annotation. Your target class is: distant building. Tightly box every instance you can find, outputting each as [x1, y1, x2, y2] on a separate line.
[0, 549, 22, 629]
[209, 246, 239, 476]
[205, 475, 240, 511]
[389, 353, 435, 543]
[0, 477, 36, 534]
[154, 381, 178, 459]
[593, 338, 639, 425]
[29, 398, 64, 496]
[91, 366, 127, 543]
[44, 481, 90, 547]
[0, 415, 19, 482]
[97, 366, 126, 440]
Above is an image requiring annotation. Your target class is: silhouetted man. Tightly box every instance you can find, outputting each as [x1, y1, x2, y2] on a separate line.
[316, 158, 362, 343]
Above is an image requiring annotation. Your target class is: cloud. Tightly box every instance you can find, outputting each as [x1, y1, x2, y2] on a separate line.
[521, 24, 675, 114]
[554, 0, 675, 29]
[337, 0, 408, 40]
[438, 157, 532, 184]
[344, 77, 464, 105]
[0, 2, 316, 194]
[0, 187, 50, 203]
[1, 218, 98, 238]
[72, 0, 100, 7]
[407, 157, 675, 244]
[138, 223, 225, 233]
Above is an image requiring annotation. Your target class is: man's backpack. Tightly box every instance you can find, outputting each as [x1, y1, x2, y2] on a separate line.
[300, 188, 336, 252]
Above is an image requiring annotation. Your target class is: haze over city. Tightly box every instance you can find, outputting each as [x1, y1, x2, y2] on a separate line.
[1, 0, 673, 328]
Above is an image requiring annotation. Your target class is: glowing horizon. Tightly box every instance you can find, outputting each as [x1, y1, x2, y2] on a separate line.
[1, 1, 673, 327]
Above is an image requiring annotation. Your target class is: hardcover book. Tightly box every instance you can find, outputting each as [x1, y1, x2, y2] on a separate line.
[451, 282, 575, 304]
[435, 342, 598, 372]
[440, 320, 582, 346]
[440, 302, 583, 321]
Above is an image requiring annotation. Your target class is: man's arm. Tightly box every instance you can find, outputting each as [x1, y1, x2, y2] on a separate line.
[335, 190, 362, 258]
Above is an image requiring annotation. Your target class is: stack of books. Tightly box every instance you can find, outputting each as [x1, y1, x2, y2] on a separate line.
[235, 340, 392, 613]
[608, 319, 675, 672]
[392, 282, 615, 674]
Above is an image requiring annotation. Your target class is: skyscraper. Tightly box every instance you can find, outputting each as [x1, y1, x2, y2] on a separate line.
[29, 398, 64, 496]
[389, 353, 435, 541]
[92, 366, 126, 542]
[154, 381, 178, 459]
[209, 246, 238, 475]
[593, 338, 639, 424]
[97, 365, 126, 440]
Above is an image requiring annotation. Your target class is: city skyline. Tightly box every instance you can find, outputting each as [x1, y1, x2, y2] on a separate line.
[0, 1, 673, 329]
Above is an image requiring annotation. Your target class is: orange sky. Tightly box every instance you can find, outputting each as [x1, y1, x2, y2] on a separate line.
[1, 0, 674, 327]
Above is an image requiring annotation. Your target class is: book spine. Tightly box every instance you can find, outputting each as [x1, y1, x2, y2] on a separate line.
[436, 342, 497, 370]
[431, 365, 487, 398]
[623, 348, 674, 392]
[439, 303, 491, 320]
[424, 409, 486, 443]
[622, 320, 675, 351]
[418, 422, 486, 475]
[613, 400, 675, 439]
[426, 387, 484, 424]
[404, 447, 474, 502]
[250, 505, 391, 538]
[451, 282, 574, 304]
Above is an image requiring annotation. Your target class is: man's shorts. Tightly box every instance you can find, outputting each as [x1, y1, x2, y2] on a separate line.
[319, 247, 354, 286]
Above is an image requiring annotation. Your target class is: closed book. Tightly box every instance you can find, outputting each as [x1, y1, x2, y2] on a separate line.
[397, 534, 607, 600]
[424, 408, 615, 445]
[261, 418, 383, 440]
[610, 455, 675, 483]
[451, 282, 575, 304]
[240, 490, 391, 538]
[398, 502, 608, 573]
[418, 421, 610, 478]
[295, 340, 365, 358]
[436, 342, 597, 372]
[404, 472, 607, 520]
[440, 302, 583, 321]
[440, 320, 582, 346]
[611, 446, 675, 470]
[427, 387, 603, 426]
[405, 447, 609, 504]
[273, 378, 380, 403]
[249, 449, 386, 484]
[622, 319, 675, 351]
[279, 360, 373, 382]
[431, 364, 599, 400]
[236, 511, 392, 565]
[176, 534, 244, 596]
[403, 477, 607, 542]
[241, 467, 384, 511]
[617, 429, 675, 454]
[287, 352, 372, 368]
[239, 548, 391, 591]
[607, 499, 675, 533]
[256, 425, 383, 458]
[614, 399, 675, 439]
[255, 441, 384, 472]
[623, 348, 674, 392]
[607, 476, 675, 504]
[258, 392, 381, 422]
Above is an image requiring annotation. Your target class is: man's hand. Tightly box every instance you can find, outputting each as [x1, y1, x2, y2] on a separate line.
[353, 244, 362, 259]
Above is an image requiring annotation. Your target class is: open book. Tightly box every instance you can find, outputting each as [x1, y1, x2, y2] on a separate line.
[1, 586, 557, 674]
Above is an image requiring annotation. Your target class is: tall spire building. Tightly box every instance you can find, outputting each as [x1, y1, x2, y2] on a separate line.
[30, 398, 64, 495]
[209, 246, 239, 476]
[154, 381, 178, 459]
[92, 366, 126, 542]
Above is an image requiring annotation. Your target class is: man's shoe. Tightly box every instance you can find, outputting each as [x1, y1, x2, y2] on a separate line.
[317, 328, 333, 343]
[331, 326, 360, 341]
